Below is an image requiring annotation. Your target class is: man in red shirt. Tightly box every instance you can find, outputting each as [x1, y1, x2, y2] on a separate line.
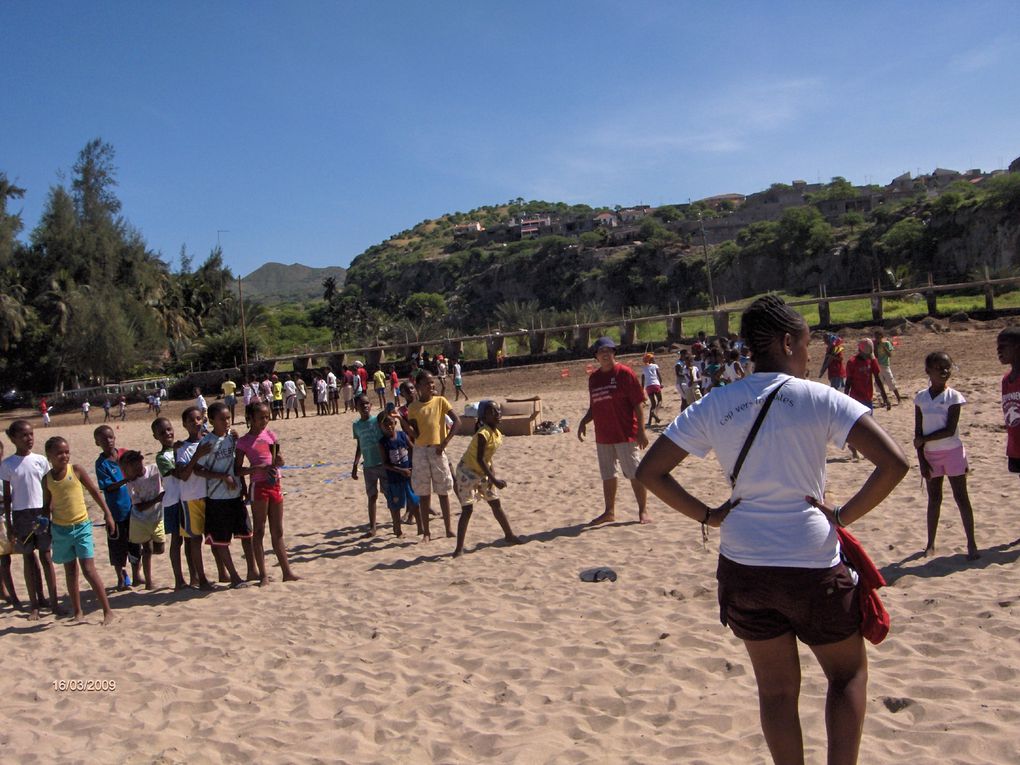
[577, 337, 650, 525]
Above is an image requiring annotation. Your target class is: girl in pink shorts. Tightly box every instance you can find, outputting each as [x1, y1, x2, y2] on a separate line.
[914, 351, 979, 560]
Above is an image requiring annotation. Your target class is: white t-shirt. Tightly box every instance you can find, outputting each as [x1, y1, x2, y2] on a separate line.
[914, 386, 966, 452]
[284, 380, 297, 397]
[195, 395, 207, 413]
[327, 372, 337, 389]
[641, 364, 662, 388]
[129, 464, 164, 525]
[176, 439, 207, 502]
[0, 453, 50, 511]
[663, 373, 869, 568]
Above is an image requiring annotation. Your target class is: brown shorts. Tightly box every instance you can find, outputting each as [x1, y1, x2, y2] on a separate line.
[716, 555, 860, 645]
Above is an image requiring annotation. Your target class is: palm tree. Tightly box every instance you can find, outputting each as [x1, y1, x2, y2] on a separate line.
[0, 292, 33, 351]
[323, 276, 338, 301]
[494, 299, 541, 331]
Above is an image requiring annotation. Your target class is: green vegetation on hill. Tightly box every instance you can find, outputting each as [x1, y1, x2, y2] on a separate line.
[320, 174, 1020, 347]
[3, 140, 1018, 392]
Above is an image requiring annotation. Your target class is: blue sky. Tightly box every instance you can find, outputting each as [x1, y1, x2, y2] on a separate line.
[4, 1, 1019, 276]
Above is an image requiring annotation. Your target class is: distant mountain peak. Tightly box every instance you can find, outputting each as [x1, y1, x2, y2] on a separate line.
[241, 262, 346, 304]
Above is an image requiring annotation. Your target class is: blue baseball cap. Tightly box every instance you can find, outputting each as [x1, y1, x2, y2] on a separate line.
[592, 336, 617, 353]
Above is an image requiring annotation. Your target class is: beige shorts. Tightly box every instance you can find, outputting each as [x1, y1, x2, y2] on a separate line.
[596, 442, 641, 481]
[879, 366, 896, 389]
[410, 446, 454, 496]
[455, 464, 499, 505]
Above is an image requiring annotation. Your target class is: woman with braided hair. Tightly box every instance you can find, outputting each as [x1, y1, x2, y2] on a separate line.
[637, 295, 908, 764]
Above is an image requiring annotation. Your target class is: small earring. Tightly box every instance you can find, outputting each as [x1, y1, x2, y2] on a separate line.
[786, 349, 793, 356]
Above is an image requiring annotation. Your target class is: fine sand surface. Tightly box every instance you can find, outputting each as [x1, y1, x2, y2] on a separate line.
[2, 324, 1019, 764]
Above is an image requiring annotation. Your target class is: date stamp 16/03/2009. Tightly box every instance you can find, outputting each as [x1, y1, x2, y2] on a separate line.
[53, 680, 117, 692]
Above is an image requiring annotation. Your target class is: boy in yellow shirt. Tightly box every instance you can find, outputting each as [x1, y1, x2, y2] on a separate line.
[42, 436, 115, 625]
[452, 401, 520, 557]
[406, 371, 461, 541]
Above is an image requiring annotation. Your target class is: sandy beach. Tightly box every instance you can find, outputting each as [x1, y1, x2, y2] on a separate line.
[2, 323, 1019, 764]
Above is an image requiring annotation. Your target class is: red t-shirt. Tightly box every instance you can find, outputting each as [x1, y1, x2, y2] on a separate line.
[826, 344, 846, 378]
[1002, 371, 1020, 458]
[588, 363, 645, 444]
[357, 367, 368, 392]
[846, 355, 880, 404]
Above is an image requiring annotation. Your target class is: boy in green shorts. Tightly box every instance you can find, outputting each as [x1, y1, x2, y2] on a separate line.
[42, 436, 115, 624]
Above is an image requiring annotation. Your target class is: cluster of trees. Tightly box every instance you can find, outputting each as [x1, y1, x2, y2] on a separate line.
[0, 140, 258, 392]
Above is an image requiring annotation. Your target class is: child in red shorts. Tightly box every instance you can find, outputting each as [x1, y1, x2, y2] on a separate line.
[236, 402, 298, 584]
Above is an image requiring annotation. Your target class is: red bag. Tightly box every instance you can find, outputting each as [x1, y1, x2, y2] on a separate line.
[836, 526, 890, 645]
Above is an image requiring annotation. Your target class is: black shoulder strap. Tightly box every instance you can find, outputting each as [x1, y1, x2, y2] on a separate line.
[729, 379, 789, 487]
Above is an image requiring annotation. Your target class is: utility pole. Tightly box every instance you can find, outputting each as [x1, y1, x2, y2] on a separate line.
[237, 276, 249, 377]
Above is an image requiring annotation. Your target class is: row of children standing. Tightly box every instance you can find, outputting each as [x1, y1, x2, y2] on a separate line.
[1, 397, 300, 624]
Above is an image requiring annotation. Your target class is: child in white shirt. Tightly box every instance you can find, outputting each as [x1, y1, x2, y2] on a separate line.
[913, 351, 978, 560]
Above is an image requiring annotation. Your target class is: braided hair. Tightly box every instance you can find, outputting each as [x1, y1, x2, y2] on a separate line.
[740, 295, 806, 363]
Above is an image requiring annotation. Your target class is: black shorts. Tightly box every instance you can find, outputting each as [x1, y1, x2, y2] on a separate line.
[204, 498, 253, 547]
[107, 518, 141, 568]
[716, 555, 860, 646]
[11, 509, 51, 554]
[1008, 457, 1020, 474]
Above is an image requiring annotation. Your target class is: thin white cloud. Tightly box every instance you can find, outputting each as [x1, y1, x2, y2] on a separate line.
[948, 36, 1014, 73]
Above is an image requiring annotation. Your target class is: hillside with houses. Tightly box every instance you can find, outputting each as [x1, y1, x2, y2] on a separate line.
[322, 163, 1019, 345]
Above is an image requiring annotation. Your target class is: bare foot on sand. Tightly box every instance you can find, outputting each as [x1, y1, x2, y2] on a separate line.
[638, 512, 653, 525]
[589, 512, 616, 525]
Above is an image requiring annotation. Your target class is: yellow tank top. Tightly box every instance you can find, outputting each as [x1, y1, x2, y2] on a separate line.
[46, 468, 89, 526]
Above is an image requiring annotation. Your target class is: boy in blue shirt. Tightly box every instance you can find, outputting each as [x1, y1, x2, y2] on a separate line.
[94, 425, 142, 590]
[352, 396, 387, 535]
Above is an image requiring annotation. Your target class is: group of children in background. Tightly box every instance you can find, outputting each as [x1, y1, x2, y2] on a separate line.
[667, 333, 751, 414]
[349, 369, 519, 555]
[4, 326, 1020, 624]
